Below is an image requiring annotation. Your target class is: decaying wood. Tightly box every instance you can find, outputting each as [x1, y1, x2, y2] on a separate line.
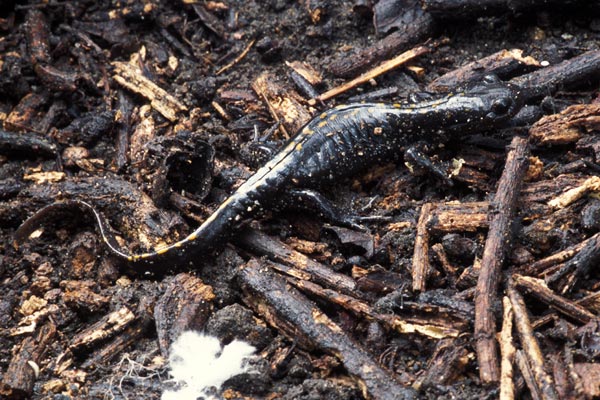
[239, 260, 418, 400]
[547, 176, 600, 210]
[530, 104, 600, 146]
[312, 44, 431, 105]
[508, 284, 559, 400]
[475, 136, 530, 383]
[412, 338, 470, 390]
[511, 50, 600, 101]
[235, 227, 358, 296]
[329, 0, 433, 78]
[69, 307, 135, 353]
[292, 277, 467, 339]
[252, 72, 313, 137]
[512, 274, 596, 324]
[499, 297, 516, 400]
[154, 273, 215, 356]
[412, 201, 489, 291]
[80, 296, 155, 369]
[0, 129, 57, 158]
[0, 322, 56, 399]
[423, 0, 579, 16]
[545, 231, 600, 295]
[427, 49, 539, 92]
[523, 232, 599, 276]
[515, 350, 542, 400]
[412, 202, 435, 292]
[112, 61, 187, 122]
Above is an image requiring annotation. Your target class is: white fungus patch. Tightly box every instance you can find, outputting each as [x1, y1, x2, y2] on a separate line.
[162, 331, 256, 400]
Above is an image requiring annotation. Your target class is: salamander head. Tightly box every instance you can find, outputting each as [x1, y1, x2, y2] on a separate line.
[461, 75, 524, 128]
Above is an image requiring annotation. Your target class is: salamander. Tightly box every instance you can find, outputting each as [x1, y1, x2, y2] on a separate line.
[15, 76, 524, 270]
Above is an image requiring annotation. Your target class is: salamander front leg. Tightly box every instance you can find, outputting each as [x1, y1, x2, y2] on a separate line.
[283, 188, 384, 231]
[404, 145, 453, 186]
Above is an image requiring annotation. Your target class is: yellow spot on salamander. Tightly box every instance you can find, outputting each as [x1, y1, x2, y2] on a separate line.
[393, 103, 402, 108]
[318, 120, 327, 128]
[320, 112, 328, 119]
[156, 247, 169, 255]
[295, 142, 303, 150]
[302, 128, 314, 135]
[188, 232, 198, 241]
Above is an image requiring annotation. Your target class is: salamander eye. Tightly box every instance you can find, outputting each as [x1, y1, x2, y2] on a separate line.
[491, 97, 512, 115]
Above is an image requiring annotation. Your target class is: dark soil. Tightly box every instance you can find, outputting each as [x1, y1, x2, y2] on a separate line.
[1, 1, 600, 399]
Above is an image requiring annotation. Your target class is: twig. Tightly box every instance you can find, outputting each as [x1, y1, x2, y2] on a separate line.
[475, 136, 530, 383]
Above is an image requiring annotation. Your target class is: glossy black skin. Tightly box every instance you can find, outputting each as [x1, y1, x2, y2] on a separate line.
[15, 78, 524, 270]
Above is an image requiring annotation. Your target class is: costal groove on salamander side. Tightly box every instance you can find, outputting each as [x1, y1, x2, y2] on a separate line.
[15, 77, 524, 270]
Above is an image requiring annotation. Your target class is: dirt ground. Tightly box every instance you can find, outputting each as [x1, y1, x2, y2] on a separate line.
[1, 1, 600, 399]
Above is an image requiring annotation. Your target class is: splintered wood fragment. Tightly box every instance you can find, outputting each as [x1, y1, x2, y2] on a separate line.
[515, 350, 543, 400]
[429, 201, 489, 232]
[80, 297, 155, 369]
[413, 201, 488, 292]
[154, 274, 215, 356]
[253, 72, 312, 137]
[25, 9, 50, 65]
[292, 278, 465, 339]
[475, 136, 530, 384]
[508, 284, 559, 400]
[499, 297, 516, 400]
[0, 322, 56, 399]
[548, 176, 600, 209]
[312, 45, 430, 105]
[239, 260, 417, 400]
[520, 174, 588, 204]
[112, 61, 187, 122]
[546, 231, 600, 295]
[285, 61, 323, 86]
[329, 2, 434, 78]
[412, 202, 435, 292]
[511, 50, 600, 102]
[530, 104, 600, 145]
[523, 232, 599, 276]
[235, 228, 357, 296]
[427, 49, 540, 92]
[216, 39, 255, 75]
[512, 274, 596, 324]
[69, 307, 135, 353]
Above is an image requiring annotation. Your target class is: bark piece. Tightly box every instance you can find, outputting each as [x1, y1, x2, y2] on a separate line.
[428, 49, 539, 92]
[0, 322, 56, 399]
[412, 338, 470, 389]
[530, 104, 600, 146]
[511, 50, 600, 102]
[475, 136, 530, 383]
[293, 277, 467, 339]
[235, 228, 358, 296]
[69, 307, 135, 353]
[112, 61, 187, 122]
[154, 273, 215, 356]
[239, 260, 417, 400]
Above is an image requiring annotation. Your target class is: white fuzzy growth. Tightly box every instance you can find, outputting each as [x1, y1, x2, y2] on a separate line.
[162, 331, 256, 400]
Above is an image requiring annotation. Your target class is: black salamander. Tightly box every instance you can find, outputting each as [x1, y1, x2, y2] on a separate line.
[15, 76, 524, 270]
